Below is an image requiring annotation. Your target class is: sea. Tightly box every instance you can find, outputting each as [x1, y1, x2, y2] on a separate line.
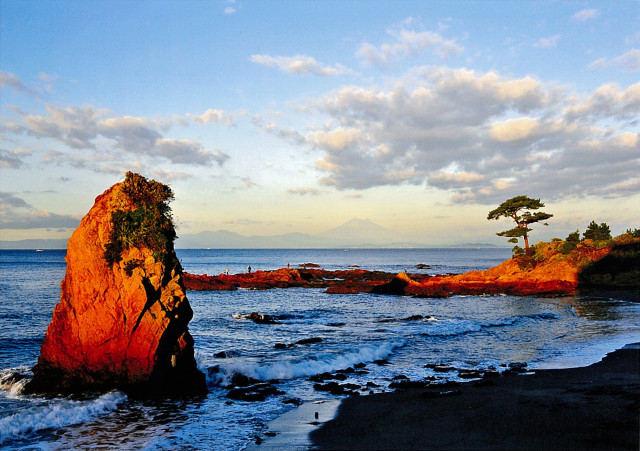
[1, 248, 639, 450]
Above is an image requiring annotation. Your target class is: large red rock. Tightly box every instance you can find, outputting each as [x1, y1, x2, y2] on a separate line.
[26, 174, 206, 397]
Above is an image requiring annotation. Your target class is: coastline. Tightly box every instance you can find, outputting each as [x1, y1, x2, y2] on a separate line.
[307, 343, 640, 450]
[245, 399, 340, 450]
[254, 343, 639, 450]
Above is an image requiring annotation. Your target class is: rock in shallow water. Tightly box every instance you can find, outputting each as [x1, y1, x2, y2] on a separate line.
[24, 172, 206, 398]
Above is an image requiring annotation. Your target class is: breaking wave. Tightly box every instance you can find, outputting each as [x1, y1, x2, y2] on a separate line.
[207, 339, 404, 385]
[0, 391, 127, 445]
[0, 370, 30, 397]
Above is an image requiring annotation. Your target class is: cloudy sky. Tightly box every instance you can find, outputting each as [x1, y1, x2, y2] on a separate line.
[1, 1, 639, 246]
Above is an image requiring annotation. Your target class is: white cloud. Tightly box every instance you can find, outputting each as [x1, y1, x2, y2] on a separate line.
[187, 108, 235, 126]
[307, 128, 364, 151]
[0, 192, 80, 229]
[613, 132, 639, 148]
[155, 138, 229, 166]
[8, 104, 232, 168]
[357, 27, 463, 68]
[534, 35, 560, 49]
[250, 54, 356, 76]
[589, 49, 640, 72]
[287, 187, 320, 196]
[573, 8, 599, 21]
[564, 81, 640, 121]
[150, 169, 191, 181]
[489, 117, 540, 142]
[0, 148, 31, 169]
[428, 171, 485, 188]
[0, 70, 36, 96]
[282, 67, 639, 203]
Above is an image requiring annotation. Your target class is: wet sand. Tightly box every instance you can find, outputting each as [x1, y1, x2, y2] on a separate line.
[246, 399, 340, 450]
[310, 344, 640, 450]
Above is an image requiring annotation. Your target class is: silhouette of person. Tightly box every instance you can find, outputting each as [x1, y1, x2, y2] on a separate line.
[248, 265, 252, 273]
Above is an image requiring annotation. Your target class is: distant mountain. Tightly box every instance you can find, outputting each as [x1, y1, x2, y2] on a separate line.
[447, 243, 500, 248]
[1, 219, 505, 250]
[176, 218, 412, 249]
[175, 230, 338, 249]
[318, 217, 400, 245]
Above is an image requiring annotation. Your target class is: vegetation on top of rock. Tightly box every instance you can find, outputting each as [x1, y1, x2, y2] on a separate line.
[104, 172, 177, 268]
[562, 230, 581, 254]
[487, 195, 553, 255]
[509, 230, 640, 287]
[626, 228, 640, 238]
[583, 220, 612, 242]
[578, 236, 640, 288]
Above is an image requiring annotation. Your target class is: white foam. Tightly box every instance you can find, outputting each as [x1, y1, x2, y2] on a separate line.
[209, 339, 404, 385]
[0, 371, 30, 397]
[0, 391, 127, 445]
[535, 336, 640, 370]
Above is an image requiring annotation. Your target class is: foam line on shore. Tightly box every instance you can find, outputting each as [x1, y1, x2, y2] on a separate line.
[245, 398, 341, 450]
[534, 335, 640, 369]
[309, 342, 640, 450]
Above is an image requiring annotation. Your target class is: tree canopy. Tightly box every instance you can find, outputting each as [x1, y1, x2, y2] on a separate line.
[487, 195, 553, 254]
[583, 221, 612, 242]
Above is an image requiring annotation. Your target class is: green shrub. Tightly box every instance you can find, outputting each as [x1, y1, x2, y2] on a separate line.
[562, 230, 580, 254]
[625, 228, 640, 238]
[104, 172, 176, 268]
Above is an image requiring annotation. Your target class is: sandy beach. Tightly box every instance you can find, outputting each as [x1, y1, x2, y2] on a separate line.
[309, 344, 640, 450]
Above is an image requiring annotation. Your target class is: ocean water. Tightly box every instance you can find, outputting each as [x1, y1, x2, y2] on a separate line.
[1, 248, 639, 449]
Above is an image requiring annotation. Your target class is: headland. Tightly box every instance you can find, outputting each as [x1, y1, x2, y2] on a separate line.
[184, 235, 640, 298]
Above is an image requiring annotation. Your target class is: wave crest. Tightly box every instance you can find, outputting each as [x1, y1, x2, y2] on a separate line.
[0, 391, 127, 445]
[207, 339, 404, 385]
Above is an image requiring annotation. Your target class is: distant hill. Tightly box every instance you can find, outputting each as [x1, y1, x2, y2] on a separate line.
[318, 218, 399, 245]
[0, 219, 505, 250]
[175, 230, 338, 249]
[176, 218, 420, 249]
[447, 243, 500, 248]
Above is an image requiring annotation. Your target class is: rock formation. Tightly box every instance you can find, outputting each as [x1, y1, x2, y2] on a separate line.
[373, 238, 637, 297]
[25, 172, 206, 397]
[184, 236, 639, 298]
[183, 267, 397, 292]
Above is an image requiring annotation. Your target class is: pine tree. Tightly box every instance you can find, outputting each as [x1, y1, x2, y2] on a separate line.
[487, 195, 553, 254]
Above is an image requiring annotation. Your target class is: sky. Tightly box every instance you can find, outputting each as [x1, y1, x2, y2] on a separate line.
[1, 0, 639, 246]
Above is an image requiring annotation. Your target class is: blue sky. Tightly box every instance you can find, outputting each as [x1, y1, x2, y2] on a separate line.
[1, 1, 639, 246]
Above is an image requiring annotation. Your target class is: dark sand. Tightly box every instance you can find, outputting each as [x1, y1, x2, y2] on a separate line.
[311, 344, 640, 450]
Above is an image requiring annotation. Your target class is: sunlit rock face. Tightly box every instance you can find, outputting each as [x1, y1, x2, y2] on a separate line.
[26, 173, 206, 397]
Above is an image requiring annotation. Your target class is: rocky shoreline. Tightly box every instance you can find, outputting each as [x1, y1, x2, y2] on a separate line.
[309, 343, 640, 450]
[183, 267, 421, 294]
[184, 236, 640, 298]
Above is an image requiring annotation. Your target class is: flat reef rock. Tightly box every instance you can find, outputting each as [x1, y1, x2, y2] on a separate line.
[25, 173, 206, 397]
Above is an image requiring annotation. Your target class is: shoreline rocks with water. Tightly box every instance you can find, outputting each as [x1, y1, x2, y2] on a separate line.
[184, 267, 402, 293]
[310, 344, 640, 450]
[184, 236, 639, 298]
[24, 173, 206, 397]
